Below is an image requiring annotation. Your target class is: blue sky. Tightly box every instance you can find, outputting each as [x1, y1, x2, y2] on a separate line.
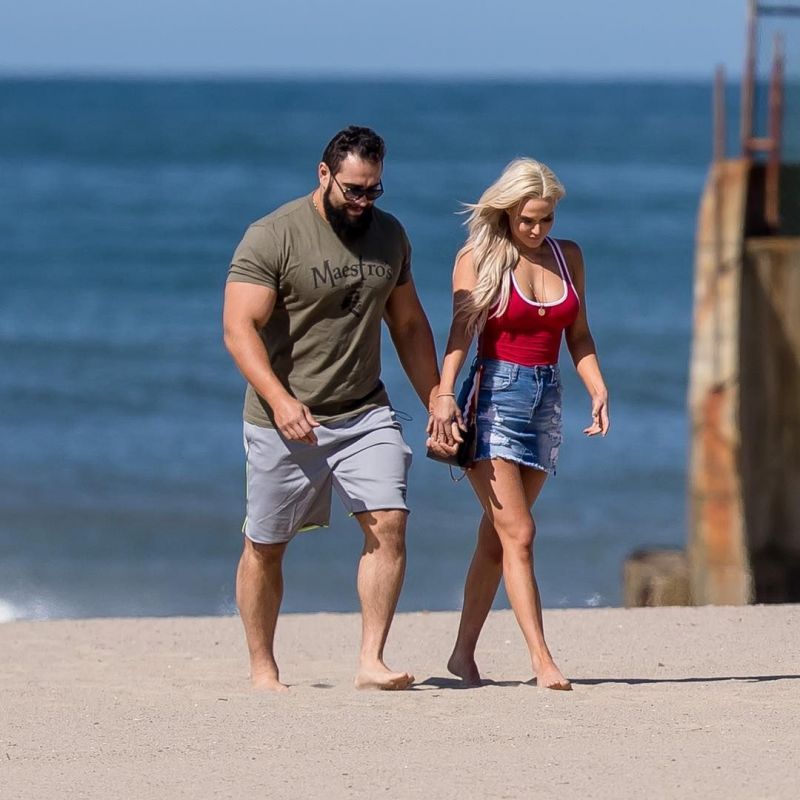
[2, 0, 747, 78]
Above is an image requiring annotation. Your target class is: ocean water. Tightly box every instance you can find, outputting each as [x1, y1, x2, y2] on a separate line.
[0, 78, 724, 620]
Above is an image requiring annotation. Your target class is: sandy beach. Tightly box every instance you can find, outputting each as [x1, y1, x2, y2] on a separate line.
[2, 605, 799, 799]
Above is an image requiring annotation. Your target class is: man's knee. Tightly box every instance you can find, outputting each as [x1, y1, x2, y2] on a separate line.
[242, 536, 288, 565]
[358, 510, 408, 555]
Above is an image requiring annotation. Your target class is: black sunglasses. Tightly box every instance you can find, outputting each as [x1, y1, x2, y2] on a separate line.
[330, 173, 384, 202]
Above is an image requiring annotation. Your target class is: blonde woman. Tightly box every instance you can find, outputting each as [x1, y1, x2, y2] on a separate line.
[427, 158, 609, 690]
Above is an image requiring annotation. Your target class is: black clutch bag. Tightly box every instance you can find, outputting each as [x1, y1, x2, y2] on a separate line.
[426, 365, 482, 472]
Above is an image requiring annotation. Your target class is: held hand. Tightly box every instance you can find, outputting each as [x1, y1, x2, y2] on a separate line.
[426, 395, 465, 445]
[273, 396, 320, 444]
[583, 392, 610, 437]
[425, 436, 460, 459]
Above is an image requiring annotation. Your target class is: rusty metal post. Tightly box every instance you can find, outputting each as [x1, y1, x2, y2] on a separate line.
[740, 0, 758, 154]
[714, 66, 727, 164]
[764, 34, 785, 230]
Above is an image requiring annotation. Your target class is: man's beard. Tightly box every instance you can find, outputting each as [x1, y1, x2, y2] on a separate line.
[323, 186, 373, 241]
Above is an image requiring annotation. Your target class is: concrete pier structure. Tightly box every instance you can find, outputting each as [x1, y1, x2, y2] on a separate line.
[625, 2, 800, 606]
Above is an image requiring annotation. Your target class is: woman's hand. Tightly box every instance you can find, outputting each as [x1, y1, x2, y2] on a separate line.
[583, 391, 609, 437]
[426, 394, 465, 451]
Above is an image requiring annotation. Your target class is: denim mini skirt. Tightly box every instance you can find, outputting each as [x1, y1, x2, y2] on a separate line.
[457, 357, 563, 475]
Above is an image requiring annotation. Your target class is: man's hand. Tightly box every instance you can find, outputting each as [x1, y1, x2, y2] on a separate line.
[272, 396, 320, 444]
[425, 394, 467, 455]
[426, 395, 465, 446]
[425, 436, 460, 459]
[426, 394, 465, 459]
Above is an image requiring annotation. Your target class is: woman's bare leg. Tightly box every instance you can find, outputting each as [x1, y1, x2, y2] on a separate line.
[447, 513, 503, 684]
[467, 459, 571, 690]
[448, 465, 552, 685]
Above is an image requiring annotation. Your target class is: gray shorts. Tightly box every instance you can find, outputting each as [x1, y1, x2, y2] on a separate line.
[243, 406, 412, 544]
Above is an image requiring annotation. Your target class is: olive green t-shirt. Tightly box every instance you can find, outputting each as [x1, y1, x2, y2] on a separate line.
[227, 194, 412, 427]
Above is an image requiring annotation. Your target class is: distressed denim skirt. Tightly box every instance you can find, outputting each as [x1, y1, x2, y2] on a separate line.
[457, 358, 563, 475]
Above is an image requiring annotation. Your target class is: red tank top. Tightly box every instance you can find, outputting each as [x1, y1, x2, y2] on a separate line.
[479, 237, 580, 367]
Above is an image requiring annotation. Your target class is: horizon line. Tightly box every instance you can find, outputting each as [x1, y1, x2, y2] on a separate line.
[0, 69, 745, 85]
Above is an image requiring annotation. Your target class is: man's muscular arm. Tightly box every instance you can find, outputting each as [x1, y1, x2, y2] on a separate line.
[383, 278, 441, 411]
[223, 282, 319, 443]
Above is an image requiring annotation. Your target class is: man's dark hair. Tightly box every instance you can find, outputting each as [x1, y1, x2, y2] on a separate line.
[321, 126, 385, 175]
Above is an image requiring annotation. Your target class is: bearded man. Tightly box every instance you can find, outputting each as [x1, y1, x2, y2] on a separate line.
[223, 126, 441, 691]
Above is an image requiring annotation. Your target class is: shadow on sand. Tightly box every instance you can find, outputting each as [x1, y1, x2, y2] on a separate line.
[417, 674, 800, 689]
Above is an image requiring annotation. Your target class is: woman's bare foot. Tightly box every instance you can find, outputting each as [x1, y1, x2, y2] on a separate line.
[354, 662, 414, 690]
[447, 651, 482, 686]
[534, 661, 572, 691]
[251, 665, 290, 692]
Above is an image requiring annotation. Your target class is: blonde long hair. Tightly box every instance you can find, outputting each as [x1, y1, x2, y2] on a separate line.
[459, 158, 566, 335]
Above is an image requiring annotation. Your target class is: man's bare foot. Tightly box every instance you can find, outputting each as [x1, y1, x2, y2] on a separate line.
[447, 652, 482, 686]
[354, 663, 414, 690]
[251, 666, 290, 692]
[534, 662, 572, 691]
